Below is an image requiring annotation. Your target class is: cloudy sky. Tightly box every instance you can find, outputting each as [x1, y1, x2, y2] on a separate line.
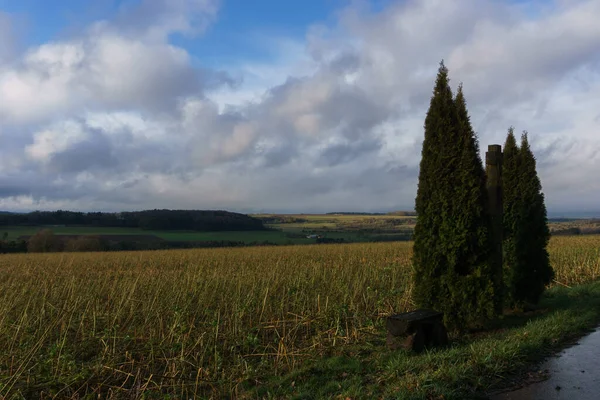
[0, 0, 598, 215]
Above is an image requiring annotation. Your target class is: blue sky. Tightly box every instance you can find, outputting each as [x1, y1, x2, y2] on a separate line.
[174, 0, 343, 65]
[0, 0, 546, 69]
[0, 0, 116, 42]
[1, 0, 336, 52]
[0, 0, 395, 65]
[0, 0, 599, 213]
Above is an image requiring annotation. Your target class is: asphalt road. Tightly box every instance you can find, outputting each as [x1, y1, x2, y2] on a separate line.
[490, 327, 600, 400]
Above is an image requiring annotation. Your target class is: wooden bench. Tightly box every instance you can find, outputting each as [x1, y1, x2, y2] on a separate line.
[386, 309, 448, 352]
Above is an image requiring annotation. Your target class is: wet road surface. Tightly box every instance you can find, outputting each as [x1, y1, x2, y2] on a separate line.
[490, 327, 600, 400]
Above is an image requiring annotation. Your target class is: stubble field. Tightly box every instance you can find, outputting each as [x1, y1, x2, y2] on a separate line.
[1, 236, 600, 399]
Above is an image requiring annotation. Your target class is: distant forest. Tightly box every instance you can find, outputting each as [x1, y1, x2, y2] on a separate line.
[0, 210, 266, 231]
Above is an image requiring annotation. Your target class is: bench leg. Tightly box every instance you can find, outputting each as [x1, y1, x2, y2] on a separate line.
[404, 326, 425, 352]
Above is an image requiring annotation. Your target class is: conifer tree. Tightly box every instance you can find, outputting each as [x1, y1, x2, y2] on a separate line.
[502, 130, 553, 307]
[501, 128, 521, 306]
[517, 133, 553, 305]
[413, 62, 457, 314]
[413, 63, 498, 330]
[446, 84, 497, 325]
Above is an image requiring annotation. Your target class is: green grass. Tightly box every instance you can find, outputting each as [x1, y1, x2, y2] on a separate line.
[0, 225, 306, 244]
[257, 213, 416, 244]
[255, 213, 415, 228]
[0, 223, 409, 245]
[257, 282, 600, 399]
[153, 230, 300, 243]
[258, 213, 600, 241]
[0, 225, 149, 240]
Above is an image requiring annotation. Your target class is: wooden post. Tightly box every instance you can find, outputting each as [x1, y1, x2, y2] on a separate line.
[486, 144, 503, 313]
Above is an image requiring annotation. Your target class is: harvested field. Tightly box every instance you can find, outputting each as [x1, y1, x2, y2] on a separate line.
[1, 236, 599, 398]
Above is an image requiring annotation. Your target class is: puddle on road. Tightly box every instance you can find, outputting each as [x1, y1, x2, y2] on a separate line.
[490, 328, 600, 400]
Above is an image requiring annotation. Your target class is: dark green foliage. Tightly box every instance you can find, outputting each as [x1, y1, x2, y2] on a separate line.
[413, 62, 456, 318]
[0, 238, 27, 253]
[65, 236, 109, 252]
[412, 62, 497, 331]
[0, 209, 265, 231]
[517, 133, 554, 303]
[502, 130, 554, 307]
[26, 229, 64, 253]
[502, 128, 521, 306]
[455, 85, 501, 315]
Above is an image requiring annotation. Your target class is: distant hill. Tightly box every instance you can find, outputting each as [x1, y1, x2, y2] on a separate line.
[0, 209, 266, 232]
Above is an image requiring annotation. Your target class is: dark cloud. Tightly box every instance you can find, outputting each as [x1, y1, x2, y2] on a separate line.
[317, 138, 382, 167]
[328, 51, 361, 75]
[260, 143, 299, 168]
[46, 129, 117, 173]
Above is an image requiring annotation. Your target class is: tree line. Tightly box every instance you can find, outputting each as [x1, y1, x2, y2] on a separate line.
[14, 229, 252, 253]
[0, 209, 265, 231]
[413, 62, 553, 331]
[0, 229, 281, 254]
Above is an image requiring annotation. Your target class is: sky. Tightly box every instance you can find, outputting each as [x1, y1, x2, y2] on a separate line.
[0, 0, 599, 215]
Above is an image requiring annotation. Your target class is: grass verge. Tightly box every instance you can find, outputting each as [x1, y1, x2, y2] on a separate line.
[255, 281, 600, 399]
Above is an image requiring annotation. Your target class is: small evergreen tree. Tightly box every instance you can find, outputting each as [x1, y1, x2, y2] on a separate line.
[502, 130, 553, 307]
[413, 63, 498, 330]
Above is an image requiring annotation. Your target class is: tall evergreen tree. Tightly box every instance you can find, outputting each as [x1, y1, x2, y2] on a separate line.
[517, 133, 553, 305]
[413, 63, 498, 330]
[501, 128, 521, 306]
[413, 62, 457, 314]
[446, 84, 498, 325]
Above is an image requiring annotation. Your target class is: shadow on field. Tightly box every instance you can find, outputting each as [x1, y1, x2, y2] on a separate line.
[470, 284, 599, 336]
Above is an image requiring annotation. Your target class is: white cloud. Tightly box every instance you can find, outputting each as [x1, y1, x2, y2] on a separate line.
[26, 120, 89, 163]
[0, 0, 226, 125]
